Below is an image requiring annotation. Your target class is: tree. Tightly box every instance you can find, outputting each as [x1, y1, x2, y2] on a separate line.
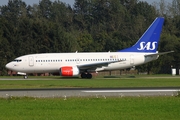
[169, 0, 180, 16]
[0, 0, 179, 76]
[0, 18, 12, 75]
[38, 0, 52, 19]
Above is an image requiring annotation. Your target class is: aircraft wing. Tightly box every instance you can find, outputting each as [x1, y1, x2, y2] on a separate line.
[145, 51, 174, 57]
[77, 60, 126, 71]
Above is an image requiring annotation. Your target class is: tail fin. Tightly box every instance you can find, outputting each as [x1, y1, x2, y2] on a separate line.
[119, 17, 164, 53]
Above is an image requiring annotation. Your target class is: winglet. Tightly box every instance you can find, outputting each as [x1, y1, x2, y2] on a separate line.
[119, 17, 164, 53]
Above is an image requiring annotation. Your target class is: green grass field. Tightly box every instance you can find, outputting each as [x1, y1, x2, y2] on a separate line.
[0, 75, 180, 120]
[0, 75, 180, 89]
[0, 97, 180, 120]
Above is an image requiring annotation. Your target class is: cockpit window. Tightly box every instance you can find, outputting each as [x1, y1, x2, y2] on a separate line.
[13, 59, 22, 62]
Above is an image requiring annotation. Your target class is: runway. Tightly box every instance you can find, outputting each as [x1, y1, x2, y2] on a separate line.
[0, 87, 180, 98]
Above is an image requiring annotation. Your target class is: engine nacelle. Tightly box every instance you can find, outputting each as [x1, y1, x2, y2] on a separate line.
[59, 66, 79, 76]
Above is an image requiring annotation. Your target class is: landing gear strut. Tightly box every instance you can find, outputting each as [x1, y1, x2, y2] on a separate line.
[24, 75, 28, 79]
[81, 72, 92, 79]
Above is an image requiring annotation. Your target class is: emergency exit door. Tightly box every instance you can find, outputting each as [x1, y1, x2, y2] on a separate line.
[29, 56, 34, 66]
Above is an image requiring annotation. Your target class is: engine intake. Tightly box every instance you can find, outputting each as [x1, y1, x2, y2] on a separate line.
[59, 66, 79, 76]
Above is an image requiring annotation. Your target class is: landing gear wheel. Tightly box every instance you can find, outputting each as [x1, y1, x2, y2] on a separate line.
[24, 75, 28, 79]
[81, 73, 87, 78]
[87, 73, 92, 79]
[81, 73, 92, 79]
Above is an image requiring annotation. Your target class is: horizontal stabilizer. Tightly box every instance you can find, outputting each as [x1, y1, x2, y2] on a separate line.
[145, 51, 174, 57]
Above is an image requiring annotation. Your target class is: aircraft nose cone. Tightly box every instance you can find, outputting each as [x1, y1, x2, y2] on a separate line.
[5, 63, 12, 70]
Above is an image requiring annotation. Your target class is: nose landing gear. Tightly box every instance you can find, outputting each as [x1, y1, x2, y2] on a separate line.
[24, 75, 28, 79]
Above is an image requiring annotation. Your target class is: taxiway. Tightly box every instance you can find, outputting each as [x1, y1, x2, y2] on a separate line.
[0, 87, 179, 98]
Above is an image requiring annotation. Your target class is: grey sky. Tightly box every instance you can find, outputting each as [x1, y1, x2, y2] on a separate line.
[0, 0, 172, 6]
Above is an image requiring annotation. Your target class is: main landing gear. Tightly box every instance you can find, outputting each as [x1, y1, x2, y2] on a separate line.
[81, 72, 92, 79]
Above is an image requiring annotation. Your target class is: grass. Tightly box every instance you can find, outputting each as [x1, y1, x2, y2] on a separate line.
[0, 96, 180, 120]
[0, 75, 180, 120]
[0, 75, 180, 89]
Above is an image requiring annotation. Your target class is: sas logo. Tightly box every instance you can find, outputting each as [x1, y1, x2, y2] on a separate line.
[137, 42, 157, 50]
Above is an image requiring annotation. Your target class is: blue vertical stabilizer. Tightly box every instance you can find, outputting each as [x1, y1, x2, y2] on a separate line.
[119, 17, 164, 53]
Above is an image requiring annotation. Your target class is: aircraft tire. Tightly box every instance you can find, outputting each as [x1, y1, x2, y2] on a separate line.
[87, 73, 92, 79]
[24, 75, 28, 79]
[81, 73, 87, 78]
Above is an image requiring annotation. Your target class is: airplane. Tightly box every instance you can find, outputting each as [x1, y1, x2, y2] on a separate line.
[5, 17, 173, 79]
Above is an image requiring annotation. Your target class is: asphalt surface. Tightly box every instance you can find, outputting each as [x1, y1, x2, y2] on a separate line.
[1, 76, 180, 98]
[0, 87, 180, 98]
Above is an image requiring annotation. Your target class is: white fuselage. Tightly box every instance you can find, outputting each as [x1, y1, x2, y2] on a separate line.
[5, 52, 158, 74]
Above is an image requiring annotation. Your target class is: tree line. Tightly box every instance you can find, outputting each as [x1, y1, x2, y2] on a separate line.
[0, 0, 180, 75]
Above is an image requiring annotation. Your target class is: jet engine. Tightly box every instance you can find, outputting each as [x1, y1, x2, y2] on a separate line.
[59, 66, 79, 76]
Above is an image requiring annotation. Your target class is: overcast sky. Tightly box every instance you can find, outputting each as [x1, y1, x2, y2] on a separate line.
[0, 0, 172, 6]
